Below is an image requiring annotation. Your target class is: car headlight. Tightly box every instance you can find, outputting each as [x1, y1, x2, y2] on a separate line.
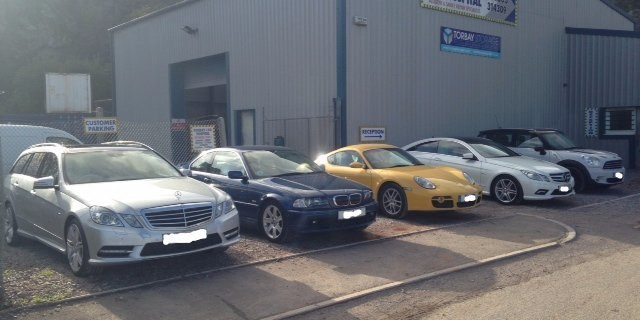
[89, 206, 124, 227]
[363, 190, 373, 201]
[215, 197, 236, 218]
[521, 170, 550, 182]
[121, 214, 143, 228]
[462, 172, 476, 185]
[414, 177, 436, 190]
[582, 156, 601, 168]
[293, 197, 330, 208]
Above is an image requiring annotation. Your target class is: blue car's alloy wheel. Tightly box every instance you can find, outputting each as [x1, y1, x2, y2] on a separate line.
[261, 203, 293, 243]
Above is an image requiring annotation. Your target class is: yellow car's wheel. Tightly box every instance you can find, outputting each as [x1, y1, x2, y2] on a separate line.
[379, 184, 408, 219]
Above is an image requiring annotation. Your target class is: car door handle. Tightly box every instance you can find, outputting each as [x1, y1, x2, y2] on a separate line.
[434, 158, 442, 161]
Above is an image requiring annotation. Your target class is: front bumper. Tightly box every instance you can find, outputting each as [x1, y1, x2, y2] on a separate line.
[520, 178, 575, 200]
[286, 201, 377, 234]
[83, 209, 240, 266]
[406, 188, 483, 212]
[588, 167, 626, 185]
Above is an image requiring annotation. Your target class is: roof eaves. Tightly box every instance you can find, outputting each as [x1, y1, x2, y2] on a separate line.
[108, 0, 204, 33]
[599, 0, 637, 28]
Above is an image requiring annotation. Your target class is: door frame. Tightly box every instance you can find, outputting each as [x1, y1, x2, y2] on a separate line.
[235, 109, 256, 146]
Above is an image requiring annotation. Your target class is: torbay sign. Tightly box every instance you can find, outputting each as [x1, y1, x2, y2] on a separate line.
[421, 0, 518, 26]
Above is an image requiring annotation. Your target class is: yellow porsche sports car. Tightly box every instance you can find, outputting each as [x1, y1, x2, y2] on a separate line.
[316, 144, 483, 219]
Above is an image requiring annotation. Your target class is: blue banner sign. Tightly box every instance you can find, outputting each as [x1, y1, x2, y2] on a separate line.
[440, 27, 501, 59]
[422, 0, 517, 26]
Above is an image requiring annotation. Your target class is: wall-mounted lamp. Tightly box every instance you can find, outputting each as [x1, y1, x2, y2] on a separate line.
[181, 25, 199, 35]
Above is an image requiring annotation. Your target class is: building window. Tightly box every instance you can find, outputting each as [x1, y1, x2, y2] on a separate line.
[603, 108, 636, 136]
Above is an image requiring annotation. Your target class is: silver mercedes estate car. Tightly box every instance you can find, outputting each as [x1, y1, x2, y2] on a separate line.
[3, 141, 240, 276]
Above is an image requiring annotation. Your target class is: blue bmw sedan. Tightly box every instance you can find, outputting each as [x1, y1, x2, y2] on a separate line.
[185, 146, 377, 243]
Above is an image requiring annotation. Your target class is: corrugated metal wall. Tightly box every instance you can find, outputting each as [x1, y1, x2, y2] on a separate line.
[567, 32, 640, 167]
[113, 0, 635, 158]
[113, 0, 338, 157]
[344, 0, 634, 146]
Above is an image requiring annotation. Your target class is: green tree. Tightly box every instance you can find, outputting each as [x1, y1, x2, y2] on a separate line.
[0, 0, 180, 114]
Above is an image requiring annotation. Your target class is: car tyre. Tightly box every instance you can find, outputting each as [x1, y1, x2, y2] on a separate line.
[567, 166, 589, 193]
[491, 175, 523, 205]
[379, 184, 408, 219]
[66, 218, 95, 277]
[4, 204, 21, 246]
[260, 202, 294, 243]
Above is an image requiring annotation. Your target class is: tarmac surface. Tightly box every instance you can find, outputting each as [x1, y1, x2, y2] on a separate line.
[4, 214, 571, 320]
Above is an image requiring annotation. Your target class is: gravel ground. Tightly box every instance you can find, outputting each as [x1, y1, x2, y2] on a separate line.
[1, 171, 638, 309]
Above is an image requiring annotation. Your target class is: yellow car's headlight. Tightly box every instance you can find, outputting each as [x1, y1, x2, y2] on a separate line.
[414, 177, 436, 190]
[462, 172, 476, 185]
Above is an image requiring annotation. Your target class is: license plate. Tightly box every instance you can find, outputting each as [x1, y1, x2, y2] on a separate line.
[559, 186, 570, 193]
[163, 229, 207, 245]
[339, 208, 365, 220]
[459, 195, 477, 203]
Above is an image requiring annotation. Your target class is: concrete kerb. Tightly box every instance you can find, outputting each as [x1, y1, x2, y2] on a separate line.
[0, 215, 504, 316]
[261, 214, 577, 320]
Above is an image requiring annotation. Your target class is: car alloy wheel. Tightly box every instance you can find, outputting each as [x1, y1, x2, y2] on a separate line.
[65, 220, 94, 276]
[262, 205, 284, 240]
[493, 176, 522, 205]
[379, 184, 408, 219]
[4, 206, 17, 245]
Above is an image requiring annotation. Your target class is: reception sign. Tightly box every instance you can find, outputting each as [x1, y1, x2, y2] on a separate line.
[421, 0, 517, 26]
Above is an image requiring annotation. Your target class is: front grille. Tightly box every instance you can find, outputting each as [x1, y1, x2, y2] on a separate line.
[140, 234, 222, 257]
[603, 160, 623, 170]
[142, 202, 213, 229]
[333, 195, 349, 207]
[349, 193, 362, 206]
[432, 196, 454, 209]
[550, 172, 571, 182]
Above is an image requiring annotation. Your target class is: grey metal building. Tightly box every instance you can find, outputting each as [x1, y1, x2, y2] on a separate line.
[110, 0, 639, 166]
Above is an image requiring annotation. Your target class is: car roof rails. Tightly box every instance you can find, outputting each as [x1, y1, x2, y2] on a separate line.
[27, 142, 65, 149]
[101, 141, 153, 150]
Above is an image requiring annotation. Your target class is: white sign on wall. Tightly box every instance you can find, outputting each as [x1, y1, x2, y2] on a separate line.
[584, 108, 599, 138]
[46, 73, 92, 113]
[360, 127, 386, 142]
[84, 118, 118, 134]
[190, 125, 216, 151]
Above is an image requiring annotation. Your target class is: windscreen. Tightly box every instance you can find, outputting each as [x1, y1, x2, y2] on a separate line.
[363, 148, 422, 169]
[539, 132, 578, 150]
[243, 150, 323, 179]
[63, 150, 181, 184]
[468, 141, 520, 158]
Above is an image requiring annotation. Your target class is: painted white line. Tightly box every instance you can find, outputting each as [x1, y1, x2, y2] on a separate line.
[0, 216, 503, 316]
[569, 192, 640, 211]
[261, 214, 577, 320]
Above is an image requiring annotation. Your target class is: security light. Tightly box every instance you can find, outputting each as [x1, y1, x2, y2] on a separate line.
[181, 25, 198, 35]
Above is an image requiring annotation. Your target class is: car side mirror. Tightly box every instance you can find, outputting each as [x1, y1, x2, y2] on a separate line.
[534, 146, 547, 155]
[228, 171, 248, 182]
[462, 153, 476, 160]
[33, 176, 57, 190]
[349, 162, 366, 169]
[179, 168, 192, 177]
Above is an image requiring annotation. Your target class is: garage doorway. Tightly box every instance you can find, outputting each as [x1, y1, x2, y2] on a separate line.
[236, 109, 255, 146]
